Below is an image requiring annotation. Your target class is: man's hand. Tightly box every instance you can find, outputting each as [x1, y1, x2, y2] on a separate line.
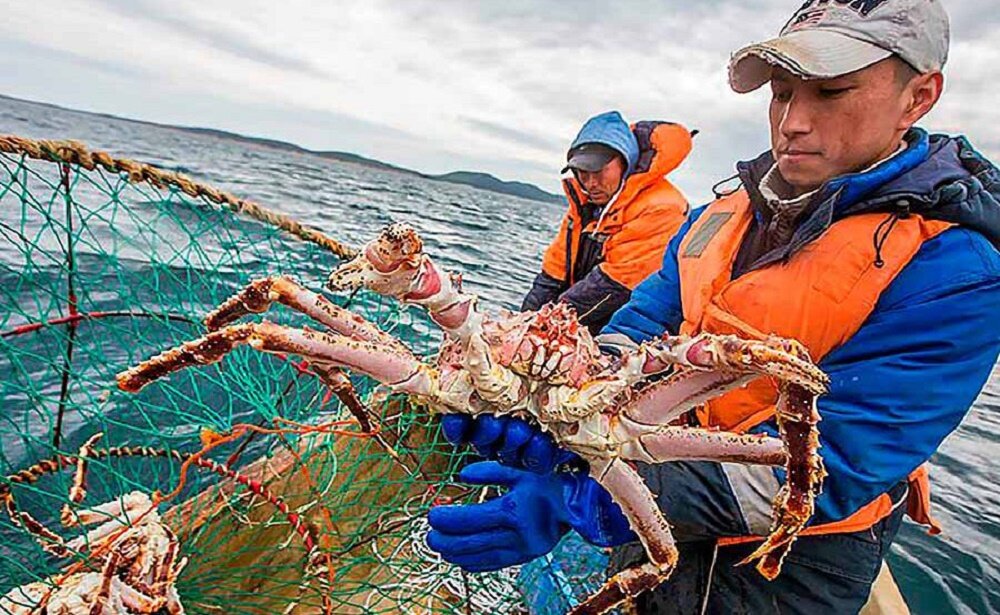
[440, 414, 581, 473]
[426, 461, 636, 572]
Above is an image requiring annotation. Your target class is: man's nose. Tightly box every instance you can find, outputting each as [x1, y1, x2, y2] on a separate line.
[780, 93, 813, 138]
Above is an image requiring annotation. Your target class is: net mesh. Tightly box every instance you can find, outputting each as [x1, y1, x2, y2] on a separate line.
[0, 140, 606, 614]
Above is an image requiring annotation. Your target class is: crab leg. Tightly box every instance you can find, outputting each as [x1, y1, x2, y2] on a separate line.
[739, 383, 825, 578]
[96, 549, 168, 615]
[201, 275, 417, 427]
[119, 523, 179, 596]
[105, 540, 187, 614]
[61, 433, 106, 530]
[1, 453, 74, 557]
[117, 322, 447, 407]
[311, 362, 419, 473]
[328, 223, 524, 409]
[92, 552, 126, 615]
[620, 425, 787, 466]
[311, 363, 374, 432]
[3, 494, 70, 557]
[619, 371, 755, 426]
[556, 334, 829, 421]
[613, 376, 824, 579]
[64, 433, 104, 514]
[182, 275, 418, 456]
[147, 531, 187, 611]
[204, 275, 409, 354]
[551, 369, 753, 424]
[569, 457, 679, 615]
[645, 335, 827, 392]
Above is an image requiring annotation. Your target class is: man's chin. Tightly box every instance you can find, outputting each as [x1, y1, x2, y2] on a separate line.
[776, 163, 827, 195]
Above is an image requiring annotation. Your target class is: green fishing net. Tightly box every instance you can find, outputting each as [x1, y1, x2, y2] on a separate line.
[0, 140, 606, 614]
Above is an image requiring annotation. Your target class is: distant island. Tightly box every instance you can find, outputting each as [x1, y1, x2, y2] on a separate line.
[181, 126, 564, 204]
[0, 94, 564, 205]
[433, 172, 562, 204]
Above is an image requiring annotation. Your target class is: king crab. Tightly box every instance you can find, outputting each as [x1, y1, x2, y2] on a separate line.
[0, 434, 186, 615]
[116, 223, 828, 615]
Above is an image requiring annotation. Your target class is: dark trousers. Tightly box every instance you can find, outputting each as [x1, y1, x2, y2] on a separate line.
[609, 484, 908, 614]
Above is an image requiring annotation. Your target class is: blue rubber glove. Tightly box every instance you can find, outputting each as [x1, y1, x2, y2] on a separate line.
[426, 461, 636, 572]
[440, 414, 581, 473]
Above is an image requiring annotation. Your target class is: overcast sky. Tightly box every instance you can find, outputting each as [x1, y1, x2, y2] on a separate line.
[1, 1, 997, 203]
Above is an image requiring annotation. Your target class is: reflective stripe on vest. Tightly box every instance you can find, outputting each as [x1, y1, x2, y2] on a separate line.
[678, 190, 950, 541]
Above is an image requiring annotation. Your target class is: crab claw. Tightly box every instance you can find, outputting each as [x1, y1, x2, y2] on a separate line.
[327, 223, 423, 295]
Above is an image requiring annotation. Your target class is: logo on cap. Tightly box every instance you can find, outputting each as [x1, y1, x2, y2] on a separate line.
[792, 0, 891, 18]
[786, 8, 827, 31]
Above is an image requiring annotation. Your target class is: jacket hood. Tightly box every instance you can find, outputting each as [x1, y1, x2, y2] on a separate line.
[736, 128, 1000, 250]
[568, 111, 641, 175]
[625, 121, 694, 193]
[564, 119, 694, 214]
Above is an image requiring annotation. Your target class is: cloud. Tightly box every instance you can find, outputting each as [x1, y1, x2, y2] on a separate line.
[0, 0, 997, 204]
[0, 38, 150, 81]
[93, 0, 330, 78]
[461, 117, 563, 153]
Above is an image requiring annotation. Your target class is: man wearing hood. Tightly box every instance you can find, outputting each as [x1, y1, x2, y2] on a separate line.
[521, 111, 692, 334]
[428, 1, 1000, 613]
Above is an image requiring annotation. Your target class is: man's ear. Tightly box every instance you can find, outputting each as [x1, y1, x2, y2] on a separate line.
[901, 71, 944, 131]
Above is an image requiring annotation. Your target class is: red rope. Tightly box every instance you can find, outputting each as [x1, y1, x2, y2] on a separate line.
[1, 311, 196, 338]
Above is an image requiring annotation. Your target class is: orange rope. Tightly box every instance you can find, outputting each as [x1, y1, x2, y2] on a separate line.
[154, 417, 378, 505]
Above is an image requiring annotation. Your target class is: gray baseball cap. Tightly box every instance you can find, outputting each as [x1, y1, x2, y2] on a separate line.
[729, 0, 950, 94]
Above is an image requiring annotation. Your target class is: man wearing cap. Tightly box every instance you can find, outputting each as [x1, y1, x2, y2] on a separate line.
[521, 110, 693, 335]
[428, 0, 1000, 612]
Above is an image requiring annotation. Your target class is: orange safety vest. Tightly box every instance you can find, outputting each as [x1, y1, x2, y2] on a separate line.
[677, 189, 947, 542]
[541, 122, 691, 290]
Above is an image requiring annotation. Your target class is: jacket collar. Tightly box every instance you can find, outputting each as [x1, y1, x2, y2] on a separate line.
[737, 129, 930, 219]
[733, 128, 1000, 269]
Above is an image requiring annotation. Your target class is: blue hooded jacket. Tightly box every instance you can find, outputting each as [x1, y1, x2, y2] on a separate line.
[567, 111, 640, 176]
[604, 129, 1000, 524]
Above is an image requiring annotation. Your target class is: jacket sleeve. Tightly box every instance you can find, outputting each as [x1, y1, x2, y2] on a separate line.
[558, 267, 631, 332]
[599, 193, 688, 291]
[631, 228, 1000, 538]
[521, 271, 565, 312]
[602, 206, 705, 341]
